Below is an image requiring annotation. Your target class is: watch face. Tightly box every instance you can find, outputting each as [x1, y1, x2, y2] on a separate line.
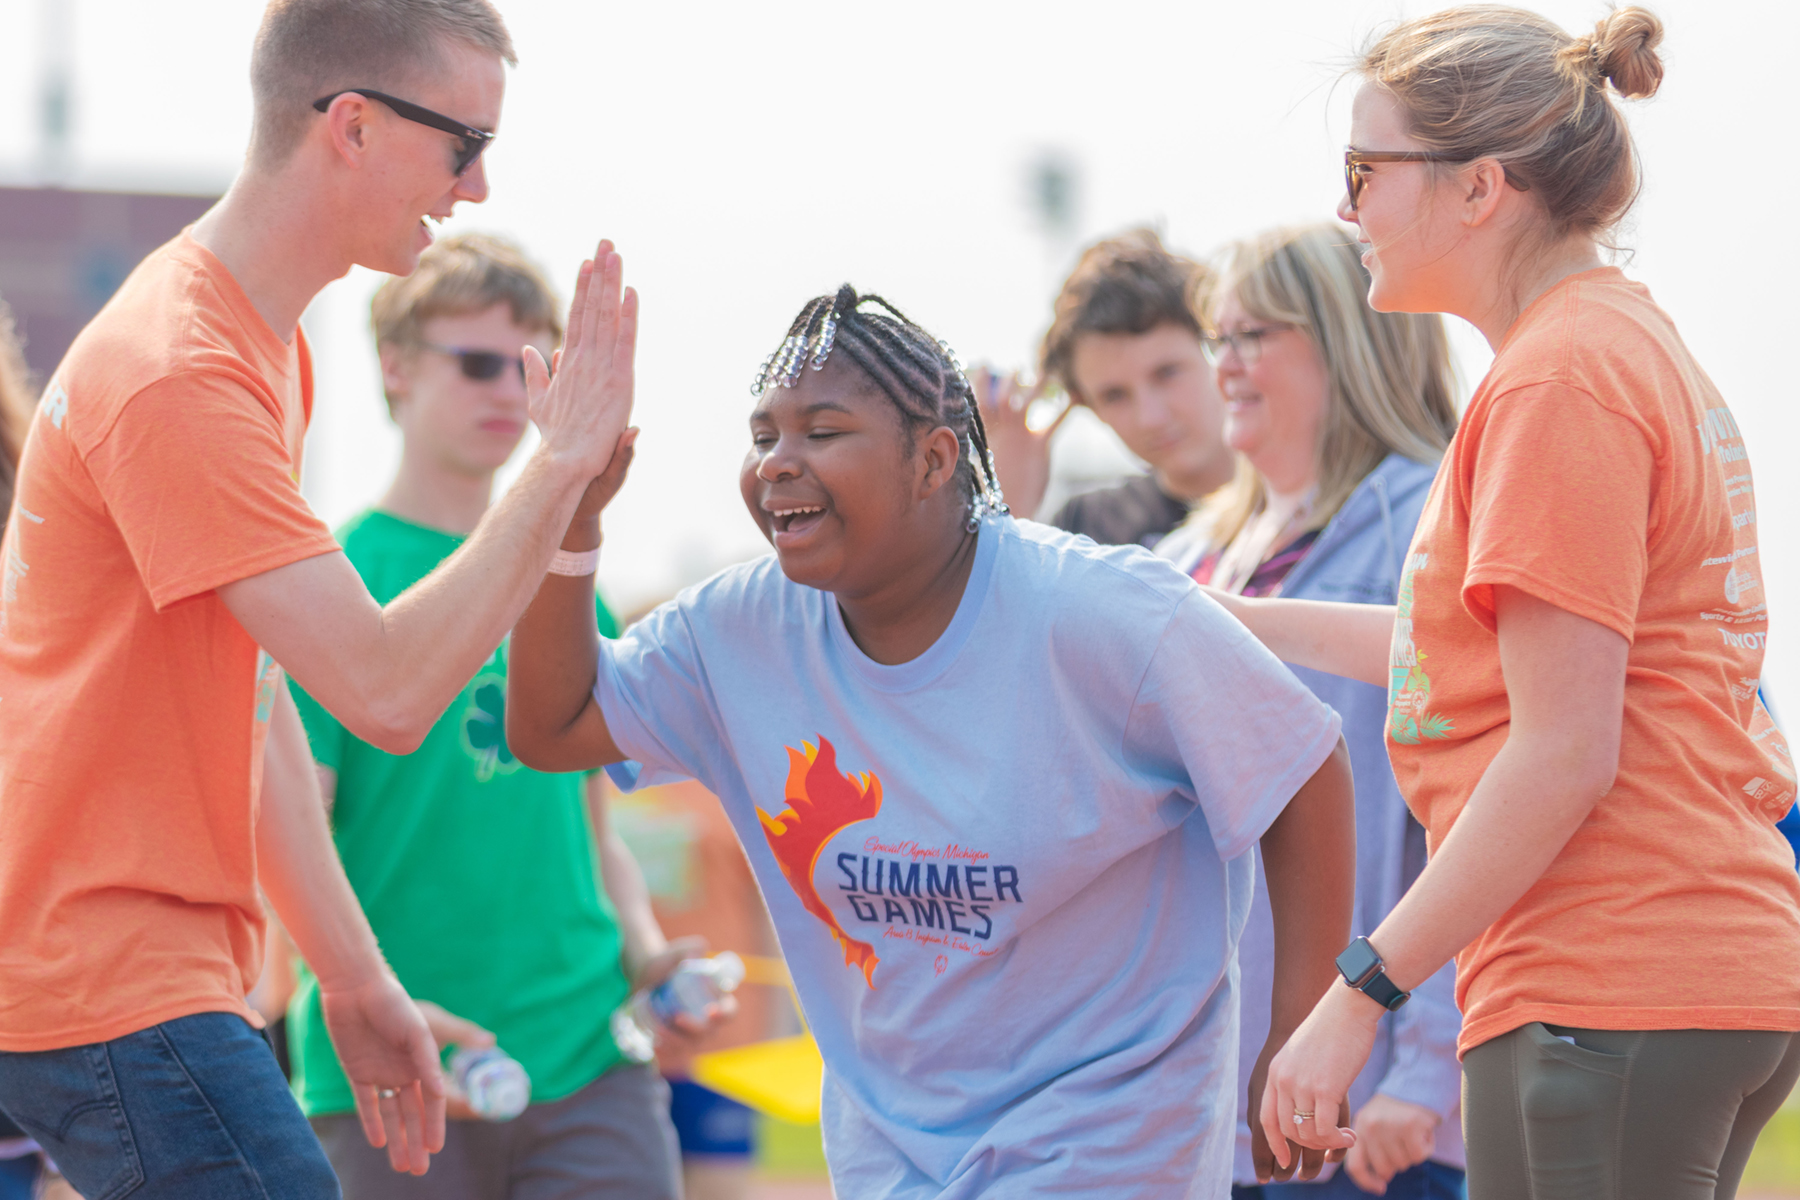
[1336, 937, 1382, 986]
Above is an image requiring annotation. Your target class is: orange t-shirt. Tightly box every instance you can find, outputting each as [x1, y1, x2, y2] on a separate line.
[1389, 267, 1800, 1054]
[0, 233, 339, 1051]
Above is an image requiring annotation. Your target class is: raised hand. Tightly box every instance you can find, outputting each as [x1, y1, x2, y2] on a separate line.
[319, 972, 448, 1175]
[569, 427, 640, 528]
[523, 240, 639, 482]
[972, 367, 1066, 519]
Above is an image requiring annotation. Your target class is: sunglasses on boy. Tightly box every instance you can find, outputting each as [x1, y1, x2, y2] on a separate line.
[419, 342, 529, 383]
[1343, 148, 1529, 212]
[312, 89, 494, 177]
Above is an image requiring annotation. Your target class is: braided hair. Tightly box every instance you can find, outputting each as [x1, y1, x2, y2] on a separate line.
[751, 284, 1008, 529]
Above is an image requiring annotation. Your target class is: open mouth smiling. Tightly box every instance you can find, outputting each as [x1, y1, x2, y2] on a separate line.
[771, 504, 826, 531]
[768, 504, 829, 542]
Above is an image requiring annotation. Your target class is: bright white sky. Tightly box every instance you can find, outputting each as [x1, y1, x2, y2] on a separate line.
[1, 0, 1795, 696]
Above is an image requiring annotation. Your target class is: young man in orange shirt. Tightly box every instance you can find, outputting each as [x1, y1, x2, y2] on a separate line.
[0, 2, 640, 1196]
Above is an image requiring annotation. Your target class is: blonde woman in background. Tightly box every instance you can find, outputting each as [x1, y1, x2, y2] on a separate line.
[1230, 9, 1800, 1198]
[1160, 225, 1466, 1199]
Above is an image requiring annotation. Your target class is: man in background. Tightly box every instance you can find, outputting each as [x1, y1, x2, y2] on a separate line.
[979, 228, 1236, 547]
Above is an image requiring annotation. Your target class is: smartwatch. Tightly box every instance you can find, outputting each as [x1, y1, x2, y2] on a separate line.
[1335, 936, 1411, 1011]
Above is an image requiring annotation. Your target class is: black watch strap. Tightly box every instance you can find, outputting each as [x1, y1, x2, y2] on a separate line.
[1335, 936, 1412, 1012]
[1356, 969, 1411, 1011]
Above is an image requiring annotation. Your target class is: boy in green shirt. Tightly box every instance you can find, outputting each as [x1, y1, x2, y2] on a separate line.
[287, 234, 710, 1199]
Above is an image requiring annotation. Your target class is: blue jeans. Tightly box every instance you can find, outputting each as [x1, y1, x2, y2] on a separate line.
[0, 1011, 338, 1199]
[1234, 1160, 1466, 1200]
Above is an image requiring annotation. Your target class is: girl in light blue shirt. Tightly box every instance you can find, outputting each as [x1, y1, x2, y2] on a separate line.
[508, 285, 1357, 1199]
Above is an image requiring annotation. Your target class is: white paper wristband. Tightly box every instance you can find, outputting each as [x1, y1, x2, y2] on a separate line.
[547, 547, 600, 577]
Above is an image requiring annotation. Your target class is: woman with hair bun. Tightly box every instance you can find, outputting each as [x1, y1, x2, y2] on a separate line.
[1159, 224, 1468, 1200]
[1215, 8, 1800, 1197]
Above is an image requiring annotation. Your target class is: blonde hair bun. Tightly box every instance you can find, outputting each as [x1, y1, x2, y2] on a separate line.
[1586, 7, 1665, 99]
[1362, 4, 1661, 238]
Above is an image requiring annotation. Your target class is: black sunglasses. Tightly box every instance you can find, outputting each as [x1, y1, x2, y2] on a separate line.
[312, 89, 494, 176]
[419, 342, 527, 383]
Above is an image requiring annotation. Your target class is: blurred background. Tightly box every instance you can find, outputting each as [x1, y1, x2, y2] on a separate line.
[1, 0, 1796, 1194]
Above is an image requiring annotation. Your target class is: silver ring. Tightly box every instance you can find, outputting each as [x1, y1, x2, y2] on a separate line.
[379, 1088, 399, 1099]
[1293, 1111, 1314, 1122]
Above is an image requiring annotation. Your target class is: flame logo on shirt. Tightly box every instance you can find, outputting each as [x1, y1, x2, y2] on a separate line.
[757, 737, 883, 987]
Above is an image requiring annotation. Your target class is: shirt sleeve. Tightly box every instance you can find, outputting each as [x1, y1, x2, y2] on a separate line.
[595, 593, 622, 640]
[1461, 384, 1655, 641]
[288, 676, 349, 773]
[85, 373, 338, 610]
[1123, 589, 1343, 861]
[594, 597, 726, 793]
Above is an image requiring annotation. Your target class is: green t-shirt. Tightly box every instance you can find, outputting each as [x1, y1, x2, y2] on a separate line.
[286, 509, 630, 1116]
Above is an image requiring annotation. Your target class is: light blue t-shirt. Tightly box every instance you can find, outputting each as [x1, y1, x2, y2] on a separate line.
[599, 518, 1341, 1199]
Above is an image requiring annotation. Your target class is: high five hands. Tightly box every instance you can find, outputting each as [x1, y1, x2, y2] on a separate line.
[523, 239, 640, 487]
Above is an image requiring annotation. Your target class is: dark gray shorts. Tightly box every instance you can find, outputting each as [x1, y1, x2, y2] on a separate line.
[1462, 1021, 1800, 1200]
[311, 1064, 680, 1200]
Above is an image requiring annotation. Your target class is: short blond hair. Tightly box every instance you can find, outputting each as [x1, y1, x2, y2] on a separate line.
[370, 233, 561, 405]
[250, 0, 515, 167]
[1202, 224, 1458, 546]
[1358, 5, 1663, 241]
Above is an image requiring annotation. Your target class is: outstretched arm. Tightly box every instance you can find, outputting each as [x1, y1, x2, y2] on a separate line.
[1247, 738, 1358, 1184]
[221, 243, 638, 755]
[1203, 590, 1395, 688]
[506, 442, 638, 773]
[1259, 587, 1627, 1166]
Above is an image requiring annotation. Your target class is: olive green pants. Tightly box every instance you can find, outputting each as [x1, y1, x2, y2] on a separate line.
[1463, 1022, 1800, 1200]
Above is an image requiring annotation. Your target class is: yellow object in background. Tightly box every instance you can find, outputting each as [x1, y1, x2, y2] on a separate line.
[737, 953, 793, 988]
[690, 952, 825, 1125]
[691, 1034, 824, 1126]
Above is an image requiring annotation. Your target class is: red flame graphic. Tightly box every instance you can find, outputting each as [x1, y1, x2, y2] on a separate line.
[757, 737, 882, 987]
